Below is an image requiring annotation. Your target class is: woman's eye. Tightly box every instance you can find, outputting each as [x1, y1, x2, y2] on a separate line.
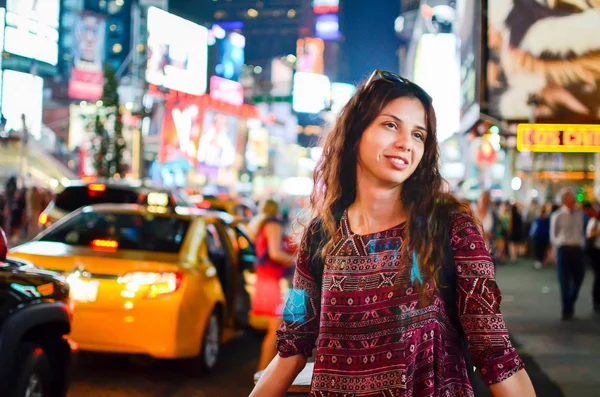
[413, 131, 424, 140]
[384, 122, 397, 130]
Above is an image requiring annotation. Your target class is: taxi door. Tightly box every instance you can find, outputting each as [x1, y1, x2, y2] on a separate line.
[204, 220, 238, 333]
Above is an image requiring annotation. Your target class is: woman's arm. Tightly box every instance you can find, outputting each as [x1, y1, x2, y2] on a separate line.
[489, 369, 536, 397]
[450, 212, 535, 396]
[264, 222, 296, 266]
[249, 354, 307, 397]
[249, 219, 322, 395]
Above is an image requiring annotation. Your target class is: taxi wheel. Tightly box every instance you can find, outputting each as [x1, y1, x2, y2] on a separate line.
[198, 309, 221, 373]
[10, 343, 52, 397]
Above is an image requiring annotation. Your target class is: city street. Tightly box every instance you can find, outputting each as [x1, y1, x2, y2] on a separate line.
[64, 259, 599, 397]
[68, 331, 262, 397]
[496, 260, 600, 397]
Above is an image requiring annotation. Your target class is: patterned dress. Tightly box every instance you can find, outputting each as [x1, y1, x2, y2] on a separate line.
[276, 210, 524, 397]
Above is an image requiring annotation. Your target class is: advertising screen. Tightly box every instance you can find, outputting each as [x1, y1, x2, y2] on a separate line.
[213, 31, 245, 82]
[315, 14, 341, 41]
[293, 72, 331, 114]
[312, 0, 339, 14]
[68, 12, 106, 101]
[3, 0, 60, 66]
[245, 126, 269, 171]
[487, 1, 600, 120]
[7, 0, 59, 28]
[159, 101, 201, 166]
[330, 82, 355, 115]
[146, 7, 208, 95]
[198, 111, 239, 168]
[296, 38, 325, 75]
[455, 0, 481, 133]
[209, 76, 244, 106]
[413, 34, 460, 142]
[1, 70, 43, 139]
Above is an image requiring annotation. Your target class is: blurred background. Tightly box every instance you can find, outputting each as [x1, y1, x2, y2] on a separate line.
[0, 1, 599, 396]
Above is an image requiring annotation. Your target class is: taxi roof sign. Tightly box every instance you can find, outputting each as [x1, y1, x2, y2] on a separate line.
[147, 192, 170, 207]
[517, 124, 600, 153]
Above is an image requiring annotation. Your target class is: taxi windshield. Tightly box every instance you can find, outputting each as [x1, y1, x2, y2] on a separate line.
[38, 211, 190, 253]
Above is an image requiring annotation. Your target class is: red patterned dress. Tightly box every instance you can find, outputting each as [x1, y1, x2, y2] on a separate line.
[277, 211, 524, 397]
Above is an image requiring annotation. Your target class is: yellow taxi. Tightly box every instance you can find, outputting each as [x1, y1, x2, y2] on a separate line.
[9, 194, 257, 372]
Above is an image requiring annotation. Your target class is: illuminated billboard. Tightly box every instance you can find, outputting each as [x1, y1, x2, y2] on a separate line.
[198, 111, 239, 169]
[146, 7, 208, 95]
[3, 0, 60, 65]
[330, 83, 355, 115]
[296, 38, 325, 75]
[413, 33, 460, 142]
[293, 72, 331, 114]
[1, 70, 43, 139]
[68, 12, 106, 101]
[212, 29, 245, 82]
[455, 0, 481, 133]
[487, 1, 600, 120]
[517, 124, 600, 153]
[245, 126, 269, 171]
[312, 0, 339, 14]
[159, 101, 201, 166]
[315, 14, 341, 41]
[209, 76, 244, 106]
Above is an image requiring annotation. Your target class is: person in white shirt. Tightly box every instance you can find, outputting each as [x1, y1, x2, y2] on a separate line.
[550, 189, 586, 320]
[585, 211, 600, 313]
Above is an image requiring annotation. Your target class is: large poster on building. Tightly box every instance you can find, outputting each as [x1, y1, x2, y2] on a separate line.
[146, 7, 208, 95]
[68, 12, 106, 101]
[455, 0, 481, 133]
[487, 0, 600, 121]
[4, 0, 60, 66]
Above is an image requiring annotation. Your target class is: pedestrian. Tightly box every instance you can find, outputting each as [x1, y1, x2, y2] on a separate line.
[550, 188, 586, 321]
[247, 199, 297, 372]
[585, 208, 600, 313]
[507, 203, 524, 264]
[26, 186, 44, 240]
[472, 190, 498, 250]
[250, 70, 534, 397]
[530, 203, 552, 269]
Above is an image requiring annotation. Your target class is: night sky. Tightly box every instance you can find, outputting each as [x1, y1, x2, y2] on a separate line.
[339, 0, 401, 84]
[167, 0, 402, 84]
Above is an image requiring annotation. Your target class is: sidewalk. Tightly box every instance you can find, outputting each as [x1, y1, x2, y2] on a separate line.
[493, 260, 600, 397]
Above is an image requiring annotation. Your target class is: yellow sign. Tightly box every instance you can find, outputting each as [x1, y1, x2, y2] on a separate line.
[517, 124, 600, 153]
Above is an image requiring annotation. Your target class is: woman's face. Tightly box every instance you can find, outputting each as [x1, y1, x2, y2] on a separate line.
[357, 97, 427, 189]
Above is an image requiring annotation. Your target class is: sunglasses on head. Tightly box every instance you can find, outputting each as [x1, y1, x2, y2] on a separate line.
[365, 69, 433, 103]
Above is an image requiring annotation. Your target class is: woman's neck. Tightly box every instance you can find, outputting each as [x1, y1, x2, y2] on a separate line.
[347, 186, 405, 235]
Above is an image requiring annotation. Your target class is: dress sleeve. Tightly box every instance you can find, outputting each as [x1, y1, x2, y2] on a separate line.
[449, 211, 525, 385]
[276, 219, 322, 358]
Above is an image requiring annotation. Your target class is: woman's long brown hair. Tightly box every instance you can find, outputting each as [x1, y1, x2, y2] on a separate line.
[309, 76, 472, 293]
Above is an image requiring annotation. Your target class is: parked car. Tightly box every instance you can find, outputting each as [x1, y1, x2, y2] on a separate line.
[0, 227, 73, 397]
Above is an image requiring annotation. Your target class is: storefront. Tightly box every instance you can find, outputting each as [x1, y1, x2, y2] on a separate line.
[514, 123, 600, 203]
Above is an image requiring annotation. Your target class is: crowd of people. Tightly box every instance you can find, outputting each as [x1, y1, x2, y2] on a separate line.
[0, 176, 53, 245]
[472, 189, 600, 320]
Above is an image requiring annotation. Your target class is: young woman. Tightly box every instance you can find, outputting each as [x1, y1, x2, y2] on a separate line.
[247, 199, 297, 372]
[250, 70, 535, 397]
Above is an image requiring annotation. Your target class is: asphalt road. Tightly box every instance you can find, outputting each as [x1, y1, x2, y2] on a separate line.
[67, 331, 263, 397]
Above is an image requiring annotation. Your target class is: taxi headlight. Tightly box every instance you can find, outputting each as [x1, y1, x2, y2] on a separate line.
[118, 272, 184, 299]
